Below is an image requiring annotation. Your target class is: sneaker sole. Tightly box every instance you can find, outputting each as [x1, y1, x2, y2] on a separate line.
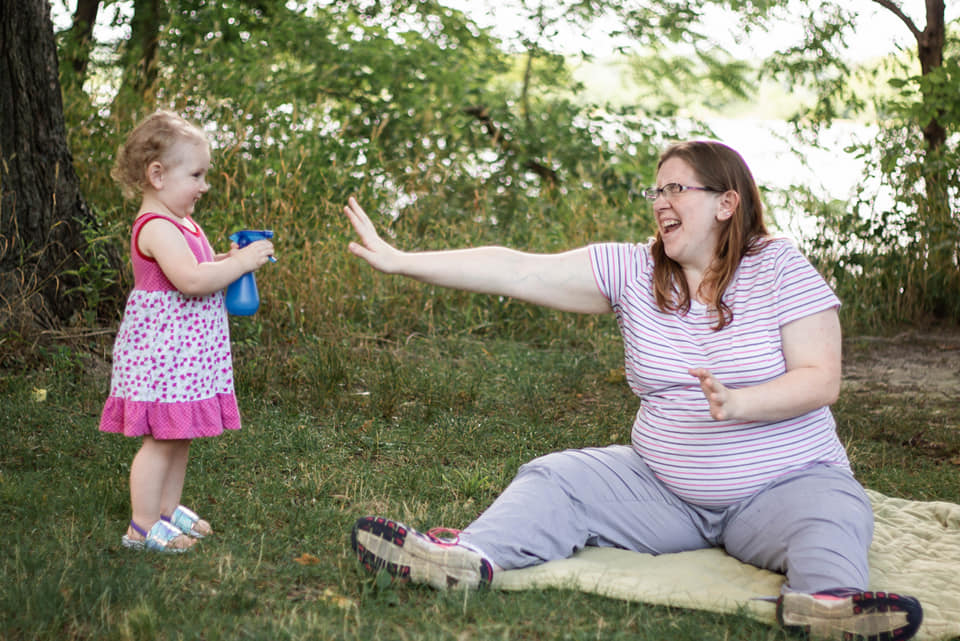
[351, 516, 492, 590]
[777, 591, 923, 641]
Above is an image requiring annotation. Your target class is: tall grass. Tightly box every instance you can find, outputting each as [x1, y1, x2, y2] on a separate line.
[791, 129, 960, 334]
[52, 73, 660, 357]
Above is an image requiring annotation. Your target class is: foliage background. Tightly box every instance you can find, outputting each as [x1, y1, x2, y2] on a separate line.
[55, 1, 672, 354]
[47, 0, 959, 357]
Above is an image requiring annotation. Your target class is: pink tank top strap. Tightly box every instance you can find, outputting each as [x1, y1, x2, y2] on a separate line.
[129, 213, 206, 291]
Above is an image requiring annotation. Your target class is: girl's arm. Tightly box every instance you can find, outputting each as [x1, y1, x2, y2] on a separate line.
[138, 218, 275, 296]
[689, 307, 842, 422]
[345, 197, 611, 314]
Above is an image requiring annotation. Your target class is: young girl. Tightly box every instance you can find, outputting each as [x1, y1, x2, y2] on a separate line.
[100, 110, 275, 553]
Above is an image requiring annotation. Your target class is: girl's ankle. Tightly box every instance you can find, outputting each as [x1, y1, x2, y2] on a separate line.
[126, 519, 152, 540]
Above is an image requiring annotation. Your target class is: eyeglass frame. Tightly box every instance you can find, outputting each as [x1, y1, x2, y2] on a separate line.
[642, 183, 722, 201]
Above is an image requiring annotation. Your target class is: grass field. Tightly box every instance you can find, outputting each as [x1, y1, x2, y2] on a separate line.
[2, 329, 958, 641]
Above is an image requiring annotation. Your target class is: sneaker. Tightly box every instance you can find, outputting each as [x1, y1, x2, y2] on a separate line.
[350, 516, 493, 590]
[777, 588, 923, 641]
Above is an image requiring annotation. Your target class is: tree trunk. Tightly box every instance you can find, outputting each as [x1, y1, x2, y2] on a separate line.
[912, 0, 953, 317]
[917, 0, 946, 151]
[118, 0, 167, 97]
[874, 0, 955, 319]
[66, 0, 103, 80]
[874, 0, 947, 151]
[0, 0, 95, 335]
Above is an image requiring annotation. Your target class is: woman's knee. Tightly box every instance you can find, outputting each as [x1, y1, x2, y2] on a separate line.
[722, 466, 873, 587]
[517, 448, 588, 480]
[516, 446, 630, 488]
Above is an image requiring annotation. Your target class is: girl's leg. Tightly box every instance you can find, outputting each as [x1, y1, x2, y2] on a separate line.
[721, 463, 873, 593]
[461, 445, 718, 570]
[158, 439, 213, 537]
[128, 436, 194, 549]
[159, 439, 191, 518]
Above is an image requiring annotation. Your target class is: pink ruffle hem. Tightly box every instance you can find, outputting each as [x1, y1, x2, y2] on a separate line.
[99, 393, 241, 439]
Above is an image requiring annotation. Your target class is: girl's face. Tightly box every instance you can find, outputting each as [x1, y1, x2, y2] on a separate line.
[653, 157, 733, 273]
[151, 138, 211, 219]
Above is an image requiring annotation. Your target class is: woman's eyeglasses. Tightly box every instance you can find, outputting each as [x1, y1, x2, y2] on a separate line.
[642, 183, 720, 201]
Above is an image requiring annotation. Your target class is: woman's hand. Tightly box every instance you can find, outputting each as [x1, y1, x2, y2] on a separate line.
[344, 197, 404, 273]
[689, 368, 739, 421]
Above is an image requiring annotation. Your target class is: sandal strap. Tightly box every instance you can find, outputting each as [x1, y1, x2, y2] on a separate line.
[145, 520, 191, 552]
[165, 505, 199, 532]
[129, 520, 149, 538]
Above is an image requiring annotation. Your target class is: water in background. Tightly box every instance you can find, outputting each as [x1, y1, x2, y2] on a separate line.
[705, 118, 885, 244]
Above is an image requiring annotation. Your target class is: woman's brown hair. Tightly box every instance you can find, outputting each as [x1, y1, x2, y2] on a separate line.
[651, 140, 769, 330]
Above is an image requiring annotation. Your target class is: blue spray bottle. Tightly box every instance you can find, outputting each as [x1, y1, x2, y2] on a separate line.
[225, 229, 275, 316]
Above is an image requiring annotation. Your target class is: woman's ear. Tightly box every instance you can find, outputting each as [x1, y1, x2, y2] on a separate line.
[146, 161, 164, 190]
[716, 190, 740, 221]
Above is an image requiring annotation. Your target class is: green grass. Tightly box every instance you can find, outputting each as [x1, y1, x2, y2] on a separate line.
[2, 331, 958, 641]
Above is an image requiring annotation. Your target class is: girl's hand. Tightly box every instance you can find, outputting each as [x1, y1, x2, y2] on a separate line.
[344, 197, 404, 273]
[689, 367, 738, 421]
[233, 239, 275, 271]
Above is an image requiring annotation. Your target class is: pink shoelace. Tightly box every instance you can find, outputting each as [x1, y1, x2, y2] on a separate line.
[426, 527, 463, 546]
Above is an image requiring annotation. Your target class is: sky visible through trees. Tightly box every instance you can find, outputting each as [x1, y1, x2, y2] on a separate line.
[48, 0, 955, 239]
[443, 0, 940, 61]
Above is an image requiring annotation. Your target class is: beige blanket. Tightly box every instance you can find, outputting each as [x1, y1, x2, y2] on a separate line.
[493, 490, 960, 641]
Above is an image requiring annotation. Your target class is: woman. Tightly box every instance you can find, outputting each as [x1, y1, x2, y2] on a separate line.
[343, 140, 922, 641]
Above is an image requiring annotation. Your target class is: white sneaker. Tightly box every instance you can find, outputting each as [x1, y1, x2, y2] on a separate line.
[777, 589, 923, 640]
[351, 516, 493, 590]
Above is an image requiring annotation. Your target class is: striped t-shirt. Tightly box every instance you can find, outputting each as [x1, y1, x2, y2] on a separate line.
[589, 238, 850, 508]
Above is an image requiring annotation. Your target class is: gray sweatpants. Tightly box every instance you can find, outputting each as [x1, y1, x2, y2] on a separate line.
[461, 445, 873, 593]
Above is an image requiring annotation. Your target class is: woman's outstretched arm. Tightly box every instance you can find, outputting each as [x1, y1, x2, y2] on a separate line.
[344, 197, 611, 314]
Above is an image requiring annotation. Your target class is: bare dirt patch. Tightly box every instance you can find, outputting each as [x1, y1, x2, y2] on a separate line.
[842, 328, 960, 400]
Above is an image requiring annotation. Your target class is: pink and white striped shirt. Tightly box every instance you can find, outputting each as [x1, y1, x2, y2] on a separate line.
[589, 238, 849, 508]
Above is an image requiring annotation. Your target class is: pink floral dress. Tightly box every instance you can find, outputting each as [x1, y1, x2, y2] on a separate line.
[99, 213, 241, 439]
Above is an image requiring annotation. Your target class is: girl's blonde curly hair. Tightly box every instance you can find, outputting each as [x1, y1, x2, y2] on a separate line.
[111, 110, 208, 199]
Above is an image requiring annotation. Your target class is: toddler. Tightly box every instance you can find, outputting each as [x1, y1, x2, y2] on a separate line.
[100, 110, 274, 552]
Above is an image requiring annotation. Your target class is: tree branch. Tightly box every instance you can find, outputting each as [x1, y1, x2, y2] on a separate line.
[463, 105, 559, 185]
[871, 0, 922, 40]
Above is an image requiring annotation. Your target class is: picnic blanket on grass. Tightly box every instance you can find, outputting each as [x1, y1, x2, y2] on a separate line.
[493, 490, 960, 641]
